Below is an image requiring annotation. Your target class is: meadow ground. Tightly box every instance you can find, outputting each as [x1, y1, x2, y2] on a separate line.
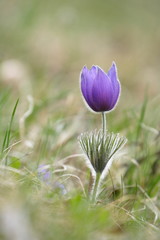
[0, 0, 160, 239]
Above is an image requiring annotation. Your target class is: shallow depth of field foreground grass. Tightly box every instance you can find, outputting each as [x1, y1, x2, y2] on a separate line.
[0, 0, 160, 239]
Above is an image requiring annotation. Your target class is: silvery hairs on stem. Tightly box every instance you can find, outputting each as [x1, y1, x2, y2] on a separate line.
[78, 129, 127, 174]
[78, 129, 127, 202]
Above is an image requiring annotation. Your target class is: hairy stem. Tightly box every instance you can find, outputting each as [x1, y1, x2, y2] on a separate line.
[90, 172, 101, 203]
[102, 112, 106, 135]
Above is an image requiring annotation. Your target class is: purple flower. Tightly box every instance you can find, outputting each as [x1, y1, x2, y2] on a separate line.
[80, 62, 121, 112]
[38, 164, 51, 183]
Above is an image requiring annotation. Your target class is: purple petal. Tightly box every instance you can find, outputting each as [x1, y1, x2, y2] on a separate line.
[91, 66, 114, 111]
[81, 66, 99, 111]
[107, 62, 121, 109]
[107, 62, 117, 82]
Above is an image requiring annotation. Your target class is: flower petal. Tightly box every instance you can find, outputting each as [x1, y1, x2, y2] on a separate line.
[81, 66, 98, 111]
[92, 66, 114, 111]
[107, 62, 117, 82]
[107, 62, 121, 109]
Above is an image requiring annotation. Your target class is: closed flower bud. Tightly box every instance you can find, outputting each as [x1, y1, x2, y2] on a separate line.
[80, 62, 120, 112]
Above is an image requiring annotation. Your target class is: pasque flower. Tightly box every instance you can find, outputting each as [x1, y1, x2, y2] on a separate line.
[78, 62, 127, 203]
[80, 62, 120, 112]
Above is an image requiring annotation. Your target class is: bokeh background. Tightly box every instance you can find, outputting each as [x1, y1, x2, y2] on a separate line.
[1, 0, 160, 101]
[1, 0, 160, 155]
[0, 1, 160, 239]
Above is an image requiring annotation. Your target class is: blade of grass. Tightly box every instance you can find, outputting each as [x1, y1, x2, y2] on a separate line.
[2, 99, 19, 161]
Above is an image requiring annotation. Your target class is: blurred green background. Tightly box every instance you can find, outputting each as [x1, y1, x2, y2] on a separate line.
[0, 1, 160, 239]
[1, 0, 160, 102]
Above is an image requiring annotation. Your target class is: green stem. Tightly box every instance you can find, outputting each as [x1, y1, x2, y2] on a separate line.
[90, 112, 107, 203]
[90, 173, 101, 203]
[102, 112, 106, 135]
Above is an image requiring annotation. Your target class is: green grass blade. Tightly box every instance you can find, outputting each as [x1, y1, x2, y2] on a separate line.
[2, 99, 19, 154]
